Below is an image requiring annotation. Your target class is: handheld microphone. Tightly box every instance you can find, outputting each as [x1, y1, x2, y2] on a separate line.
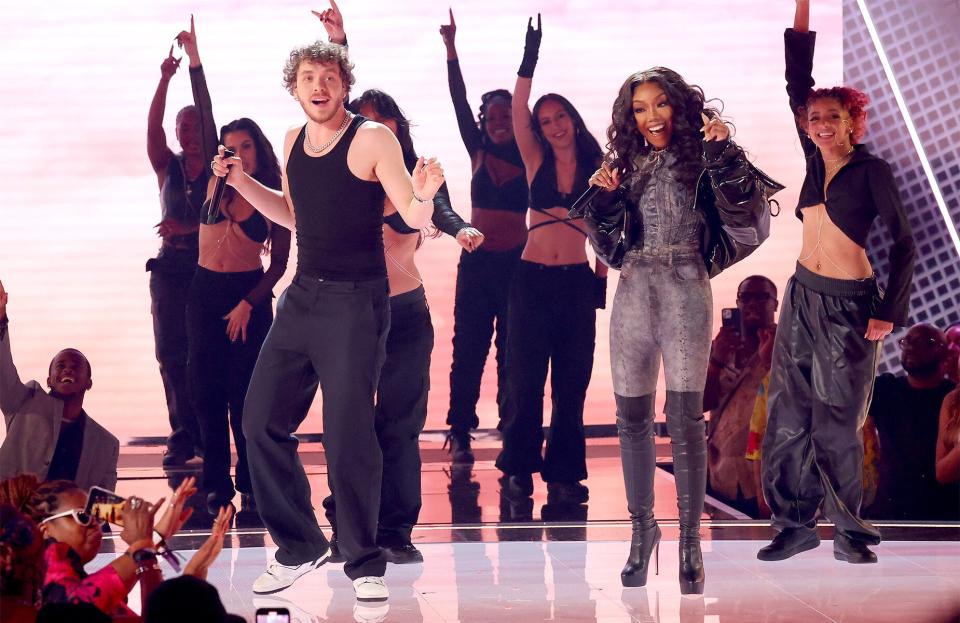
[567, 184, 604, 219]
[206, 149, 235, 225]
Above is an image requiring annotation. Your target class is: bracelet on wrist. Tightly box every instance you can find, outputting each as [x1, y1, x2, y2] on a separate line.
[135, 561, 162, 577]
[412, 191, 430, 203]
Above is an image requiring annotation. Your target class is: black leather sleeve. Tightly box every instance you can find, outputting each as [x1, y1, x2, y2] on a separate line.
[582, 187, 629, 269]
[702, 140, 784, 276]
[430, 182, 471, 238]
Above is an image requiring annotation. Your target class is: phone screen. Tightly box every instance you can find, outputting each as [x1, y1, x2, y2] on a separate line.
[255, 610, 290, 623]
[85, 486, 126, 527]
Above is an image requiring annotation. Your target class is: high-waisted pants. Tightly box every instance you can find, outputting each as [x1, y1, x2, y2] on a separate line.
[761, 263, 881, 544]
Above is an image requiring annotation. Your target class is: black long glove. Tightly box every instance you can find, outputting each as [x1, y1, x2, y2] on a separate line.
[517, 14, 542, 78]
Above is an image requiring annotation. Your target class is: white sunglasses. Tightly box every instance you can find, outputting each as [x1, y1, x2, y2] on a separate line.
[39, 508, 103, 527]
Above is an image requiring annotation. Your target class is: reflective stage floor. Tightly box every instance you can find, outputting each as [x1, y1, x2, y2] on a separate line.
[99, 441, 960, 622]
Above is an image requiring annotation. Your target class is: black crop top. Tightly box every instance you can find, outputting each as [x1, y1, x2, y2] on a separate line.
[286, 116, 387, 281]
[785, 28, 916, 325]
[202, 195, 270, 243]
[529, 150, 592, 213]
[446, 59, 528, 215]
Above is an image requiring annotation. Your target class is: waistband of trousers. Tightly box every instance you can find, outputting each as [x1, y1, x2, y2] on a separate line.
[390, 285, 426, 308]
[519, 260, 591, 272]
[793, 262, 876, 297]
[293, 272, 387, 291]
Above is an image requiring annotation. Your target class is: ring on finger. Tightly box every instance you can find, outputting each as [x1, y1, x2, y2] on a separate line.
[130, 498, 142, 510]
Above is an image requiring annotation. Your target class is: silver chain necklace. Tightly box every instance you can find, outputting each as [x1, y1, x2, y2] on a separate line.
[304, 112, 351, 154]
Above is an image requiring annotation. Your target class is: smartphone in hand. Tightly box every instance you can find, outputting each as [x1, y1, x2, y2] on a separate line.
[85, 486, 126, 526]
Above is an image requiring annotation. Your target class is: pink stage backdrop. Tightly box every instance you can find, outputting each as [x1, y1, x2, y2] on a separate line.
[0, 1, 842, 442]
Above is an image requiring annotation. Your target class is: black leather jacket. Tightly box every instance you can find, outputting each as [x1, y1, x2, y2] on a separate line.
[579, 139, 783, 276]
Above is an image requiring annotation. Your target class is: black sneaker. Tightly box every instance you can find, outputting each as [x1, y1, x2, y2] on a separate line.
[444, 429, 475, 465]
[757, 527, 820, 561]
[833, 533, 878, 564]
[381, 543, 424, 565]
[547, 481, 589, 504]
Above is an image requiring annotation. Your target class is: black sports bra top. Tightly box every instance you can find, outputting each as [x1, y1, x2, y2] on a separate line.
[527, 151, 592, 234]
[471, 143, 528, 214]
[383, 211, 417, 235]
[202, 194, 270, 243]
[529, 151, 591, 213]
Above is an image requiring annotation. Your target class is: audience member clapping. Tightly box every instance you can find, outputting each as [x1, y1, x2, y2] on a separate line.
[0, 474, 210, 618]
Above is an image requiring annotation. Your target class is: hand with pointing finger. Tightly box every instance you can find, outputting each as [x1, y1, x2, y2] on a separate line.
[700, 112, 730, 142]
[176, 14, 201, 68]
[440, 8, 457, 52]
[160, 44, 181, 81]
[313, 0, 346, 45]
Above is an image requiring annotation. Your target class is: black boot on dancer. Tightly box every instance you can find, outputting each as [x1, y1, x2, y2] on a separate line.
[666, 391, 706, 595]
[616, 394, 661, 587]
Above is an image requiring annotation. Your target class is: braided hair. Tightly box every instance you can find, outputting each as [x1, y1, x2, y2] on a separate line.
[0, 474, 78, 525]
[0, 503, 43, 602]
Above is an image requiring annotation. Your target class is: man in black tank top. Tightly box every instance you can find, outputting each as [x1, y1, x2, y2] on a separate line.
[211, 37, 444, 602]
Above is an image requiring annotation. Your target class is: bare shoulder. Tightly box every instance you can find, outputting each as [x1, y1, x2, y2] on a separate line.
[354, 120, 397, 148]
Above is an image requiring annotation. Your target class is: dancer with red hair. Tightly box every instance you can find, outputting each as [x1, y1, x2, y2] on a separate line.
[757, 0, 916, 564]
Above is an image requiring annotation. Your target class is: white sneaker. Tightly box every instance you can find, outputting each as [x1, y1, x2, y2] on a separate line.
[352, 576, 389, 602]
[252, 551, 330, 594]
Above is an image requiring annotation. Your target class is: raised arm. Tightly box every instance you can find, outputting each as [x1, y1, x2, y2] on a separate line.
[0, 281, 31, 421]
[512, 14, 544, 180]
[214, 129, 297, 229]
[178, 15, 219, 162]
[785, 1, 817, 156]
[441, 10, 483, 158]
[314, 0, 347, 45]
[147, 46, 180, 188]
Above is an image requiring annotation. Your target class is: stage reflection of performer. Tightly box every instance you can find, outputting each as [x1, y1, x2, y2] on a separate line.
[176, 17, 291, 515]
[212, 32, 445, 601]
[758, 0, 915, 565]
[584, 66, 778, 593]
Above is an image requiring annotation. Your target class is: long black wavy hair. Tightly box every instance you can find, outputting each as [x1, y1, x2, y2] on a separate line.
[220, 117, 282, 191]
[347, 89, 438, 245]
[531, 93, 604, 170]
[606, 67, 722, 185]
